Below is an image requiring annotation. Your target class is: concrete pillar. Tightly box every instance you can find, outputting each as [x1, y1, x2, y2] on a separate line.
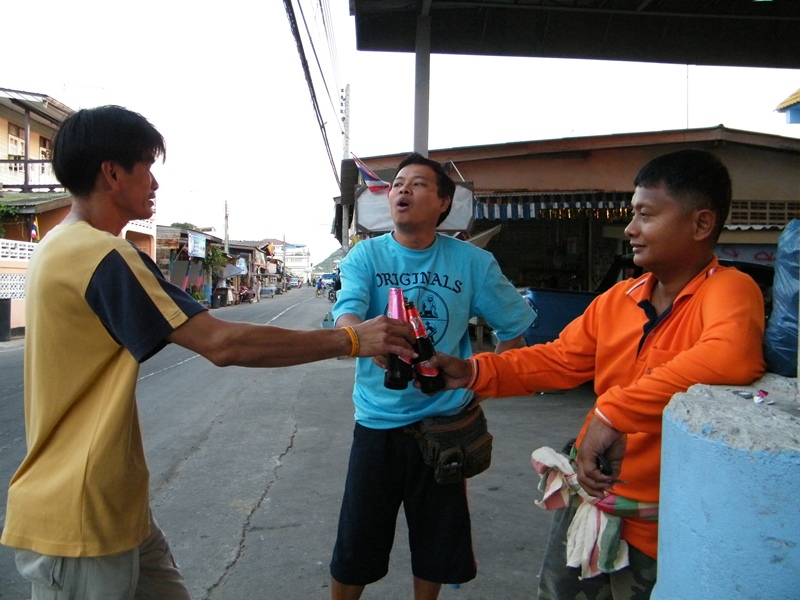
[653, 374, 799, 599]
[413, 13, 430, 156]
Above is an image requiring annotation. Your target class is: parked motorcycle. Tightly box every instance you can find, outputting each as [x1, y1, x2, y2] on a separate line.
[237, 285, 256, 304]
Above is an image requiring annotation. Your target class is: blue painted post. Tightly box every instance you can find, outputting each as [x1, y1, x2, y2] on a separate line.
[653, 377, 799, 599]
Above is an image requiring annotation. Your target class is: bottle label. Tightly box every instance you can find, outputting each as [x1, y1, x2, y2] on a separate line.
[415, 362, 439, 377]
[408, 314, 426, 339]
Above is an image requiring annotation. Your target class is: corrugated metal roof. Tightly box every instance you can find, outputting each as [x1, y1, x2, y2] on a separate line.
[351, 0, 800, 70]
[776, 88, 800, 111]
[0, 192, 72, 212]
[0, 87, 74, 127]
[362, 125, 800, 169]
[229, 239, 266, 247]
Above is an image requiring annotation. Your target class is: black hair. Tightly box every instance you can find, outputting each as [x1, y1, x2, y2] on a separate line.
[395, 152, 456, 226]
[634, 149, 731, 241]
[51, 105, 166, 197]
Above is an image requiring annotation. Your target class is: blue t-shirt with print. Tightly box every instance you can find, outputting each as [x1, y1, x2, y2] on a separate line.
[333, 232, 535, 429]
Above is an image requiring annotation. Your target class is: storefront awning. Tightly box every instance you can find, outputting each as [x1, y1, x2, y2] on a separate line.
[474, 191, 632, 220]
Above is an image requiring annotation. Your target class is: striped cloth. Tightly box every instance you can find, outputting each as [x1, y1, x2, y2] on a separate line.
[531, 446, 658, 580]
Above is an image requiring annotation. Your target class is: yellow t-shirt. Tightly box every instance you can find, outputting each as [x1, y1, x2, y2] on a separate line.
[1, 222, 205, 556]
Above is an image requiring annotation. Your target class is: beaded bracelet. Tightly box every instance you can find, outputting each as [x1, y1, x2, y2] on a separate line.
[342, 326, 360, 358]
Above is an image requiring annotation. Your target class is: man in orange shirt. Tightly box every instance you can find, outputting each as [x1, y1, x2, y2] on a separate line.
[427, 149, 766, 599]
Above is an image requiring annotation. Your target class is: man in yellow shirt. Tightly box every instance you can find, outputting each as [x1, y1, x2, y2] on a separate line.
[1, 105, 415, 599]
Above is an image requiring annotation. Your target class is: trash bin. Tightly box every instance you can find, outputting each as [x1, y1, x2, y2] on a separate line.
[212, 289, 228, 308]
[0, 298, 10, 342]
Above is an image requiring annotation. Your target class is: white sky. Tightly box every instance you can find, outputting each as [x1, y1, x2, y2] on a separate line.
[4, 1, 799, 264]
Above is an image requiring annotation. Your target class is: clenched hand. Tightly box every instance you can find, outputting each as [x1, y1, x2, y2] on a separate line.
[418, 353, 473, 391]
[575, 415, 627, 498]
[352, 316, 416, 359]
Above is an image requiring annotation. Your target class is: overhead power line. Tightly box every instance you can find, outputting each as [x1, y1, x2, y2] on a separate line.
[283, 0, 340, 187]
[319, 0, 341, 97]
[296, 0, 342, 134]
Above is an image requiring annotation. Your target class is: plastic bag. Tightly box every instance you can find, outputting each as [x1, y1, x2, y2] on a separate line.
[764, 219, 798, 376]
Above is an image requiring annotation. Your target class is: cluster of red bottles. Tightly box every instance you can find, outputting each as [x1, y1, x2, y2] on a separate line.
[383, 288, 446, 394]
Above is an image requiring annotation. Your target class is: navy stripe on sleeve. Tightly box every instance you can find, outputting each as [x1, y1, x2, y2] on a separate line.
[86, 247, 206, 362]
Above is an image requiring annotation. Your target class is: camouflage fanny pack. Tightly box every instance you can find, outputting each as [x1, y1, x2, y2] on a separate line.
[404, 405, 493, 484]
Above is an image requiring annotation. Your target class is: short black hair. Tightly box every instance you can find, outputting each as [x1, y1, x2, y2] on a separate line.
[634, 149, 731, 241]
[52, 105, 166, 197]
[395, 152, 456, 226]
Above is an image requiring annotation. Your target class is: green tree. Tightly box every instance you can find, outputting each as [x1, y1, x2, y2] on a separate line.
[203, 245, 229, 287]
[171, 222, 200, 231]
[0, 205, 20, 239]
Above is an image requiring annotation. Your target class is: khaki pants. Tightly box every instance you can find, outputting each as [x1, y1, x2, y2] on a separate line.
[14, 510, 190, 600]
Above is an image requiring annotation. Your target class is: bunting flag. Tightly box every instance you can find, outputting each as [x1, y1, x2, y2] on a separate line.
[352, 154, 390, 193]
[30, 216, 39, 242]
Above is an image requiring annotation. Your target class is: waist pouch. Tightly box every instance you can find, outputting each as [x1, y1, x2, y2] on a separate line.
[404, 405, 493, 484]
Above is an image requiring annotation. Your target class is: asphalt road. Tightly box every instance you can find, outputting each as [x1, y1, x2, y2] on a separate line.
[0, 285, 595, 599]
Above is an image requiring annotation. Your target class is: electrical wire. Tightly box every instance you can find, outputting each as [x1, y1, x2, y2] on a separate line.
[296, 0, 342, 134]
[319, 0, 342, 95]
[283, 0, 340, 187]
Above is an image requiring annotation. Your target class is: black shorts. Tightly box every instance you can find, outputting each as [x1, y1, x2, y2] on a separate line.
[330, 423, 477, 586]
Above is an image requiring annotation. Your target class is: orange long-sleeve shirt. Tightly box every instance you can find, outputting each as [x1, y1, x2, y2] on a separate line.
[470, 257, 765, 558]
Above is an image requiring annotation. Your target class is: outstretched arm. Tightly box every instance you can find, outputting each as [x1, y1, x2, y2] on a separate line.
[336, 313, 388, 370]
[168, 311, 415, 368]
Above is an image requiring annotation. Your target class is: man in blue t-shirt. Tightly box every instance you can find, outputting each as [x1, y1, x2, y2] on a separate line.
[330, 152, 535, 599]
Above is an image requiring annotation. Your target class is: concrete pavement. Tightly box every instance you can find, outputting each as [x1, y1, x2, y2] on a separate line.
[0, 302, 597, 599]
[189, 351, 596, 599]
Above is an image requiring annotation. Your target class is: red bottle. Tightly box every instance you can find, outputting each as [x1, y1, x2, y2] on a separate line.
[404, 301, 446, 394]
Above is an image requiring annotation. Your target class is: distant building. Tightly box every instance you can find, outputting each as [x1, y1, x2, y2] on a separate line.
[0, 88, 160, 333]
[349, 125, 800, 291]
[260, 238, 311, 281]
[776, 88, 800, 124]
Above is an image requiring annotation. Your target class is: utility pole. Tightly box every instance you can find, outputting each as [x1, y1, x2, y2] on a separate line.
[282, 233, 287, 292]
[413, 13, 431, 157]
[341, 84, 350, 159]
[224, 200, 229, 253]
[340, 84, 352, 252]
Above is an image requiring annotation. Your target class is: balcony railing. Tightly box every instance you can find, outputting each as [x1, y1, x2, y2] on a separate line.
[0, 239, 36, 261]
[0, 159, 63, 192]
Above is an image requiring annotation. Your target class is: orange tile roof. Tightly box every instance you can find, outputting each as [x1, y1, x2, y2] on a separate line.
[776, 88, 800, 111]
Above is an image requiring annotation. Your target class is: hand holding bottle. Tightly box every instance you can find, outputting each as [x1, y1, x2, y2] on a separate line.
[404, 300, 446, 394]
